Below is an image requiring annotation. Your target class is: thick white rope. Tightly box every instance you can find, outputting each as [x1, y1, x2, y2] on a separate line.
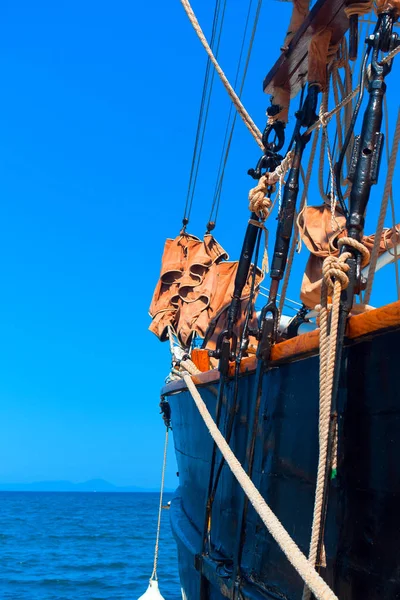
[182, 373, 338, 600]
[150, 428, 169, 581]
[364, 107, 400, 304]
[248, 151, 294, 218]
[179, 0, 263, 149]
[180, 358, 202, 375]
[302, 237, 370, 600]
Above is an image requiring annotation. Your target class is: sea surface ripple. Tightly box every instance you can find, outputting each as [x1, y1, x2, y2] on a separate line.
[0, 492, 180, 599]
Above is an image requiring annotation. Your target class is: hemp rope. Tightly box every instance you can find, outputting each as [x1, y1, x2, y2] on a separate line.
[179, 0, 263, 149]
[181, 372, 338, 600]
[150, 427, 169, 581]
[248, 151, 294, 218]
[180, 358, 202, 375]
[364, 107, 400, 304]
[305, 44, 400, 137]
[302, 237, 370, 600]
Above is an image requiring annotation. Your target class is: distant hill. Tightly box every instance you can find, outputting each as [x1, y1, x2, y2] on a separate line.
[0, 478, 174, 493]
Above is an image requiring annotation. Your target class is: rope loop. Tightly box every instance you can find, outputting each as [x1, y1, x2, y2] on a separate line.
[337, 236, 370, 267]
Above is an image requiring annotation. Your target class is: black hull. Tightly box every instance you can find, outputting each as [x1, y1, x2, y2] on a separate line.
[164, 321, 400, 599]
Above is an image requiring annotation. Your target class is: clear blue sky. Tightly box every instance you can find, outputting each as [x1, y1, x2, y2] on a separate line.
[0, 2, 398, 489]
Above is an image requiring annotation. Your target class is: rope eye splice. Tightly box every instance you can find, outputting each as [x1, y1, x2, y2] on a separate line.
[137, 401, 171, 600]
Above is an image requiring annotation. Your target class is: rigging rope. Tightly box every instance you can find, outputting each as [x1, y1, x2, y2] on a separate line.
[207, 0, 263, 229]
[363, 107, 400, 304]
[302, 237, 370, 600]
[181, 372, 338, 600]
[150, 427, 169, 581]
[182, 0, 227, 226]
[179, 0, 263, 149]
[305, 44, 400, 137]
[248, 151, 294, 218]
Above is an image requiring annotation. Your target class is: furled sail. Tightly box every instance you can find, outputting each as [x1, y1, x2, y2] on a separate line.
[376, 0, 400, 17]
[299, 203, 400, 308]
[149, 233, 263, 347]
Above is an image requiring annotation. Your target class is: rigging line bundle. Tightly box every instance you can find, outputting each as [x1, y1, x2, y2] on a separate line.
[207, 0, 263, 231]
[179, 0, 263, 147]
[181, 0, 227, 229]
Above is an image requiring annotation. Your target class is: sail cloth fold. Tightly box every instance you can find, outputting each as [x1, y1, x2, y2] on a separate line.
[376, 0, 400, 17]
[284, 0, 310, 48]
[268, 0, 310, 125]
[299, 203, 400, 308]
[308, 28, 333, 91]
[149, 234, 263, 347]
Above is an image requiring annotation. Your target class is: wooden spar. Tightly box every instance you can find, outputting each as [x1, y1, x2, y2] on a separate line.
[263, 0, 350, 97]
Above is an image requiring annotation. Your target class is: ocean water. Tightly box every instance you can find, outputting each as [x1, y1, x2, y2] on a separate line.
[0, 492, 181, 600]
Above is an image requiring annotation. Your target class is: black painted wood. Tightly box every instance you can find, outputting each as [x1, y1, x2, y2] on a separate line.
[167, 326, 400, 599]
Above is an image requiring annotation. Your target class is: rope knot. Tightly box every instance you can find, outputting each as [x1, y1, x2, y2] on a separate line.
[322, 254, 351, 292]
[248, 175, 273, 219]
[248, 151, 294, 219]
[319, 111, 329, 128]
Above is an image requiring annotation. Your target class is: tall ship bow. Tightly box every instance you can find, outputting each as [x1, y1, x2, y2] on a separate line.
[149, 1, 400, 598]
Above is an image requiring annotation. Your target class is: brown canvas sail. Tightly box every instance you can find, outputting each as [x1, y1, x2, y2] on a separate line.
[149, 233, 263, 347]
[299, 202, 400, 308]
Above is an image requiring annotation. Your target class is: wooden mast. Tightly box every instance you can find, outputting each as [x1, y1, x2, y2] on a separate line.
[263, 0, 351, 98]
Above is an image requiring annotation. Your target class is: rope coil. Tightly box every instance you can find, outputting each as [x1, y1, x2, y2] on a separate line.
[303, 237, 369, 600]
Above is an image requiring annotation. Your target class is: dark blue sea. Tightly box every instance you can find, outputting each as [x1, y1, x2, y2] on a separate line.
[0, 492, 180, 599]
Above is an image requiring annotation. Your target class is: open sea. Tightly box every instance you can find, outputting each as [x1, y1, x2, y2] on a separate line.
[0, 492, 180, 600]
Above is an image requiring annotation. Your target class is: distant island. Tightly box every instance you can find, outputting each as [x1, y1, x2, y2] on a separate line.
[0, 478, 175, 493]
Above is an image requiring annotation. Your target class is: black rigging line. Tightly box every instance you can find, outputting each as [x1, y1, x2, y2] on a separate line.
[335, 41, 373, 216]
[206, 0, 263, 231]
[206, 0, 255, 227]
[181, 0, 227, 229]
